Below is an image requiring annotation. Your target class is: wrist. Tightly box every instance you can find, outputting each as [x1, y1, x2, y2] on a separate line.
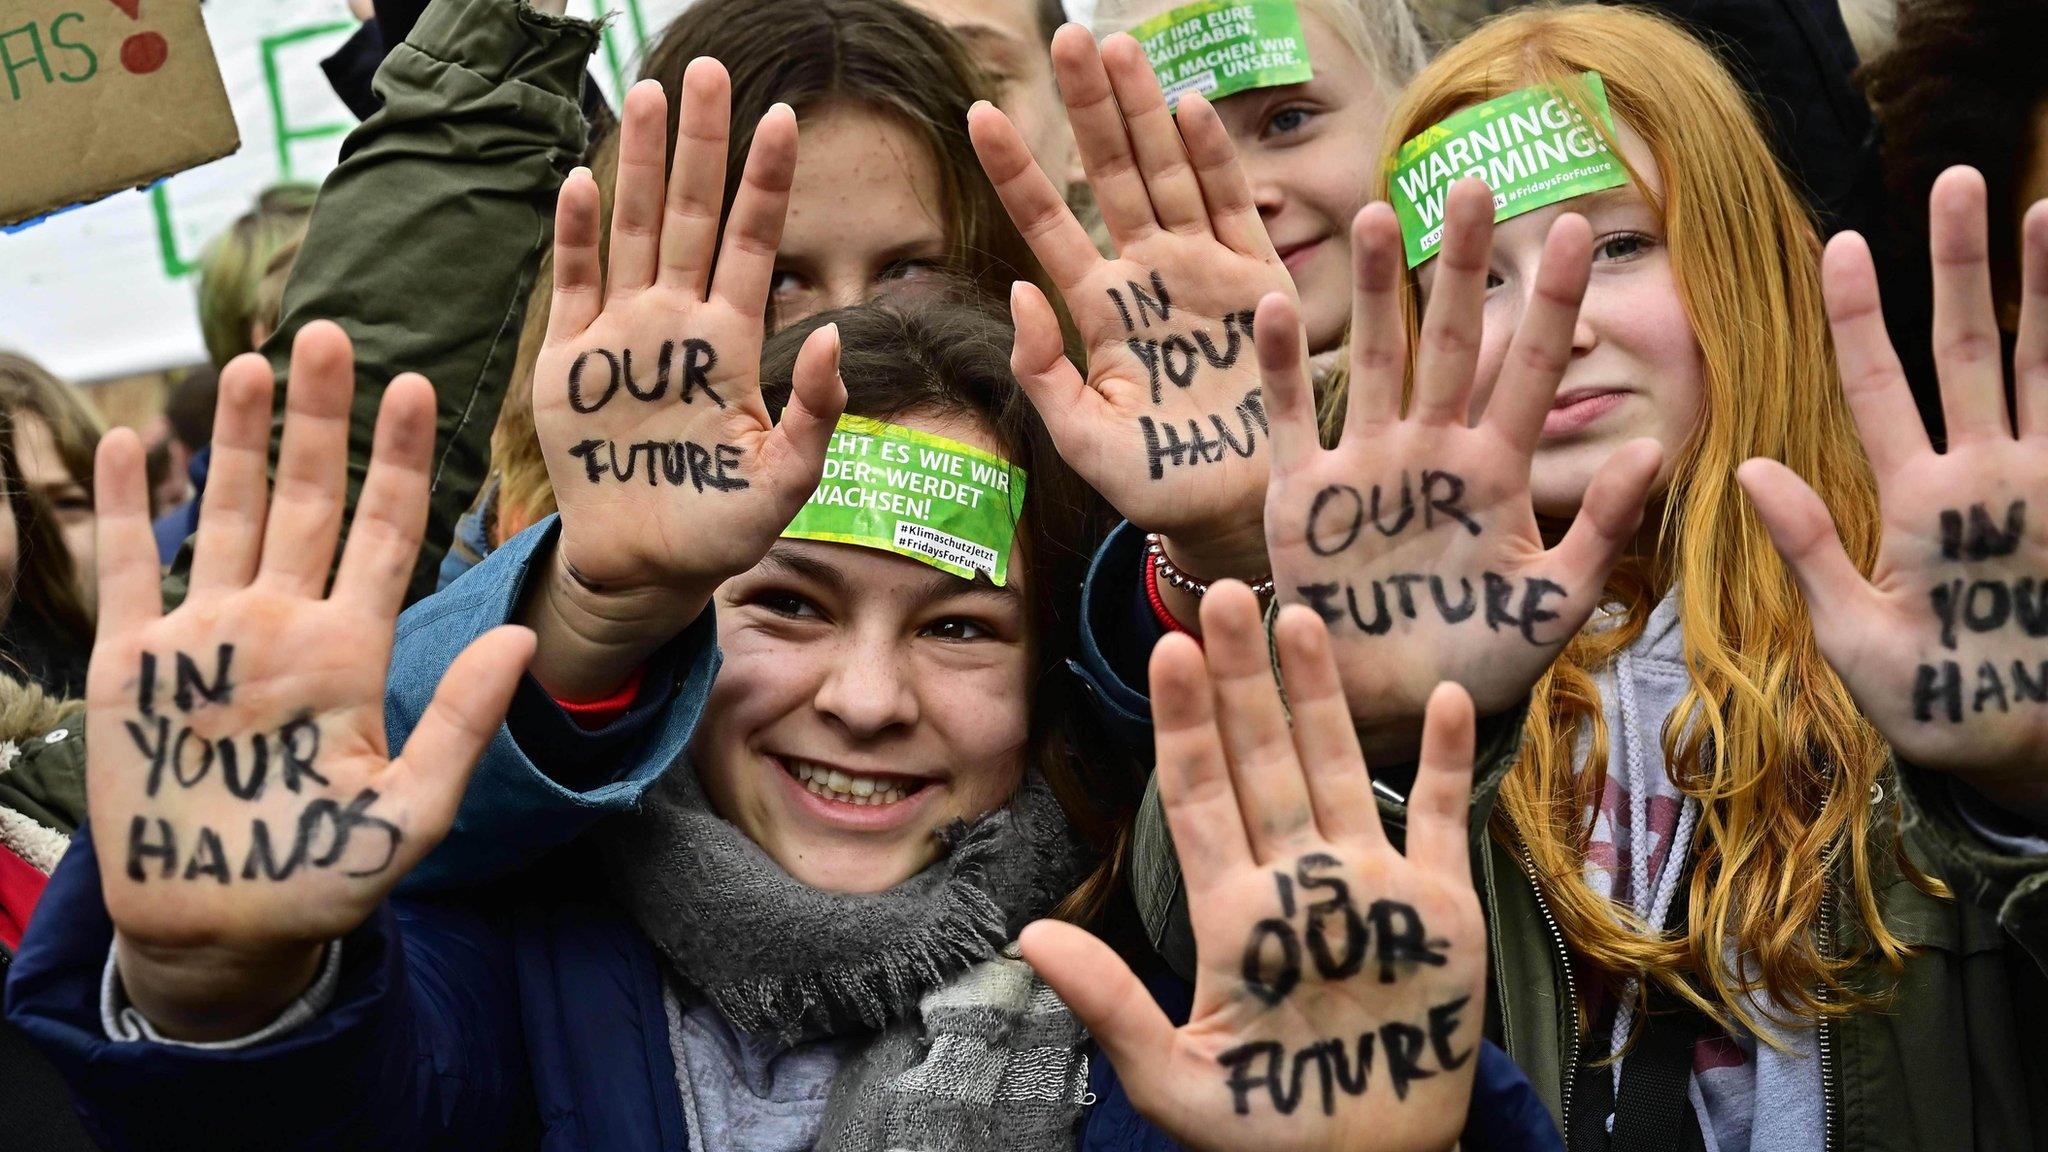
[1147, 531, 1273, 638]
[522, 544, 711, 699]
[113, 932, 325, 1043]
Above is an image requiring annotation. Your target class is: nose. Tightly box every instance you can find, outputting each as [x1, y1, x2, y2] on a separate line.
[821, 272, 868, 313]
[811, 630, 920, 739]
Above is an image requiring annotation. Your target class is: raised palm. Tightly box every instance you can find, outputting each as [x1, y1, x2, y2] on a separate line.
[1741, 168, 2048, 823]
[1260, 187, 1662, 755]
[88, 323, 531, 961]
[1023, 585, 1487, 1152]
[532, 66, 842, 595]
[969, 28, 1297, 573]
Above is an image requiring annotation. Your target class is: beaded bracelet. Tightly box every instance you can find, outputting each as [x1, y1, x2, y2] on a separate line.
[1143, 532, 1276, 599]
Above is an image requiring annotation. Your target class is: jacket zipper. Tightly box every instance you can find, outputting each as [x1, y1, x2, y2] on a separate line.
[1816, 887, 1837, 1152]
[1515, 841, 1578, 1138]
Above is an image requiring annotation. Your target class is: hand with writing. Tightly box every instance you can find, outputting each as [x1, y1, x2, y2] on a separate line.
[1023, 584, 1487, 1152]
[86, 323, 534, 1041]
[531, 67, 845, 634]
[1739, 169, 2048, 827]
[1259, 186, 1662, 758]
[968, 27, 1298, 583]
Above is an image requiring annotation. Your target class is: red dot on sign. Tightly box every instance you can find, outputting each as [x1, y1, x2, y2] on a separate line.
[120, 32, 169, 75]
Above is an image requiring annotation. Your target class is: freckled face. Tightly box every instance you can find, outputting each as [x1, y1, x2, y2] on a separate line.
[1421, 127, 1706, 519]
[770, 105, 953, 329]
[691, 412, 1033, 893]
[12, 414, 95, 612]
[1211, 11, 1393, 354]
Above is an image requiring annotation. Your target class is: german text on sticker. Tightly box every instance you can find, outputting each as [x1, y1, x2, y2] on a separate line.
[1130, 0, 1313, 108]
[782, 416, 1028, 585]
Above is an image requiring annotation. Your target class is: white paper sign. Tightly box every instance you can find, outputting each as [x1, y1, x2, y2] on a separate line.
[0, 0, 686, 383]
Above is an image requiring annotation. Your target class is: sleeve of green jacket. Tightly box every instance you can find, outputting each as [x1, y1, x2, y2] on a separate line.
[1897, 764, 2048, 973]
[253, 0, 599, 608]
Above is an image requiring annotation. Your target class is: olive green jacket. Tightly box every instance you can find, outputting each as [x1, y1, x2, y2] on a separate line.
[164, 0, 596, 610]
[1133, 706, 2048, 1150]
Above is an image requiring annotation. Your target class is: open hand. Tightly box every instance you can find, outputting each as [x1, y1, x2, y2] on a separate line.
[87, 323, 533, 1039]
[1739, 168, 2048, 826]
[1259, 186, 1661, 757]
[533, 66, 844, 610]
[1022, 585, 1487, 1152]
[969, 27, 1299, 581]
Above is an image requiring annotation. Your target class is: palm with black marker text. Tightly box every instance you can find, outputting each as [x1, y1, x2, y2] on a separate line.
[1739, 169, 2048, 827]
[1260, 186, 1662, 758]
[968, 26, 1299, 581]
[1022, 585, 1487, 1152]
[533, 65, 845, 603]
[87, 323, 534, 1039]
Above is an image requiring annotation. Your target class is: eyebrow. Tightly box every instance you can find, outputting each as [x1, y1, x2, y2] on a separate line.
[1563, 186, 1651, 217]
[949, 23, 1027, 51]
[758, 545, 1026, 608]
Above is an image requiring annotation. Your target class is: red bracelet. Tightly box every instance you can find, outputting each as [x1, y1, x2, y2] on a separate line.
[552, 665, 647, 730]
[1144, 550, 1195, 637]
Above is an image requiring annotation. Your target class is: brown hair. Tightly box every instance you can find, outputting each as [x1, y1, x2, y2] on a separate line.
[0, 411, 94, 680]
[0, 352, 102, 511]
[1378, 5, 1914, 1034]
[489, 0, 1051, 543]
[761, 290, 1135, 926]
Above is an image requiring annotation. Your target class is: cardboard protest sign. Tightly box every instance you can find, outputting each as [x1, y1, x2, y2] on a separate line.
[1390, 73, 1629, 267]
[1130, 0, 1312, 108]
[783, 416, 1029, 585]
[0, 0, 239, 227]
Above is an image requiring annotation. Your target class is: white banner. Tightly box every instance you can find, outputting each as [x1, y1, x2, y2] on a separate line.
[0, 0, 686, 383]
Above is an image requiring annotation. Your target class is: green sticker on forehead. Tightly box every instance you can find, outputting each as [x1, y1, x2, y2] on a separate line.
[781, 415, 1029, 585]
[1130, 0, 1314, 109]
[1390, 73, 1631, 268]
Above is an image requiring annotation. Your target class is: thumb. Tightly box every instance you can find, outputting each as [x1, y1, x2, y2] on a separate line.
[1009, 281, 1095, 432]
[767, 322, 847, 500]
[1544, 437, 1662, 589]
[389, 625, 537, 850]
[1735, 457, 1873, 632]
[1019, 920, 1175, 1091]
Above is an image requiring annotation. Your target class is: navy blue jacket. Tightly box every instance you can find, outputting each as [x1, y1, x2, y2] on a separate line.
[5, 521, 1559, 1151]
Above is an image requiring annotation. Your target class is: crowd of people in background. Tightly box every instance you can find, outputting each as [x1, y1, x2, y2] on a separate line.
[0, 0, 2045, 1148]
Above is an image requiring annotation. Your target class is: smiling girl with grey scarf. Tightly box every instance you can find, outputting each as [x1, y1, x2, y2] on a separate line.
[2, 51, 1555, 1152]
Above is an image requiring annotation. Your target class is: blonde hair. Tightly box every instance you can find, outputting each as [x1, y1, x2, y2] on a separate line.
[195, 184, 317, 368]
[1374, 5, 1918, 1032]
[1091, 0, 1428, 96]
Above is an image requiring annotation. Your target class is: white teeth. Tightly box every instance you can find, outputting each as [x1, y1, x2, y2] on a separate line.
[786, 759, 914, 806]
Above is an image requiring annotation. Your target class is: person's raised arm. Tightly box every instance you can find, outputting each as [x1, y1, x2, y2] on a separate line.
[1025, 585, 1489, 1152]
[93, 325, 533, 1039]
[517, 66, 845, 700]
[1257, 187, 1662, 762]
[1740, 169, 2048, 833]
[968, 27, 1299, 633]
[236, 0, 597, 610]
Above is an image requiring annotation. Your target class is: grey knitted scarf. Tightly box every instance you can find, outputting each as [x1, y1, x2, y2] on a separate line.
[605, 765, 1092, 1152]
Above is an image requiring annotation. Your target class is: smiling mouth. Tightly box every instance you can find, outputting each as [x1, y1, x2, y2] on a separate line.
[1278, 239, 1324, 270]
[780, 757, 929, 807]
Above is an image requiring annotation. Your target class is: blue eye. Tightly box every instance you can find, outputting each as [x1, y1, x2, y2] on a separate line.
[1264, 107, 1313, 137]
[1594, 232, 1653, 262]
